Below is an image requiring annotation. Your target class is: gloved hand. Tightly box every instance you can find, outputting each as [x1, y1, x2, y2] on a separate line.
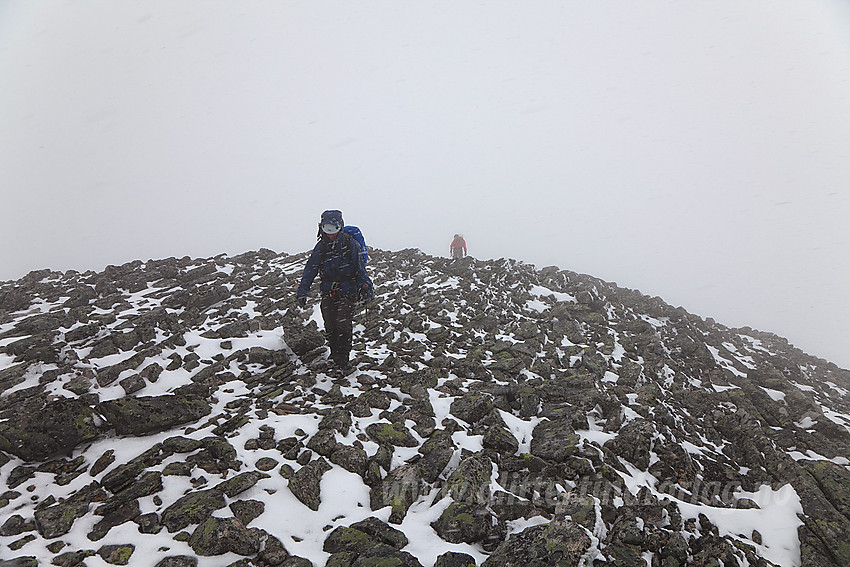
[297, 296, 307, 308]
[359, 284, 373, 303]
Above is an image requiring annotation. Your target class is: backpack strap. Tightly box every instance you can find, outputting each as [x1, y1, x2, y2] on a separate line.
[320, 232, 353, 270]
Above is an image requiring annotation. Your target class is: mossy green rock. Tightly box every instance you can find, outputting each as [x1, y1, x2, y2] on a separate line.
[97, 544, 135, 565]
[188, 516, 260, 556]
[482, 518, 591, 567]
[449, 392, 494, 425]
[370, 463, 425, 524]
[0, 397, 102, 461]
[288, 458, 332, 511]
[98, 394, 211, 436]
[33, 482, 106, 538]
[529, 419, 580, 463]
[161, 488, 227, 533]
[365, 422, 418, 447]
[430, 501, 492, 544]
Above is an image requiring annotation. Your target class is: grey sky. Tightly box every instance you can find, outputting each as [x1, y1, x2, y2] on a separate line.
[2, 1, 849, 368]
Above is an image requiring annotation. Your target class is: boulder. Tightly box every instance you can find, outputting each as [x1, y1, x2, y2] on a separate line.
[188, 516, 261, 556]
[530, 418, 580, 463]
[288, 458, 332, 511]
[0, 397, 103, 461]
[98, 394, 211, 436]
[482, 518, 591, 567]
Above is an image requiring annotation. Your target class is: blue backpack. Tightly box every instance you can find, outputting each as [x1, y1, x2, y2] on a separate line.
[343, 226, 368, 265]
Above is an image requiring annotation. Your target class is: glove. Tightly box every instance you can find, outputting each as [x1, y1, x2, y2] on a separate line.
[359, 284, 373, 303]
[297, 296, 307, 308]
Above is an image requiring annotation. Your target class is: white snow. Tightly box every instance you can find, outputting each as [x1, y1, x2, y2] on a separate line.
[528, 285, 577, 303]
[615, 460, 804, 567]
[761, 387, 787, 402]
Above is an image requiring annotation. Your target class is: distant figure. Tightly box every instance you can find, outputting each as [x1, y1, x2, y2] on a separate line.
[450, 234, 467, 260]
[297, 209, 373, 369]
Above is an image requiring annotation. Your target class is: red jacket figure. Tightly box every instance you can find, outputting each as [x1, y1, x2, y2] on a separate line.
[450, 234, 467, 259]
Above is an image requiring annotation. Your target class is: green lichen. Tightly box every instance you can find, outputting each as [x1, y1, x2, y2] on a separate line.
[356, 558, 404, 567]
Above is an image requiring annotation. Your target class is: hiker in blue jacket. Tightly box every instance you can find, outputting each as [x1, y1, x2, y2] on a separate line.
[297, 210, 373, 368]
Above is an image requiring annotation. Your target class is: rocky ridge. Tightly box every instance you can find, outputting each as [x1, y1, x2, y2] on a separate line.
[1, 248, 849, 566]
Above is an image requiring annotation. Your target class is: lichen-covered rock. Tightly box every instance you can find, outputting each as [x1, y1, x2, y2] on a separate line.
[530, 418, 580, 463]
[430, 501, 493, 544]
[0, 558, 39, 567]
[33, 482, 106, 538]
[98, 394, 211, 436]
[365, 421, 418, 447]
[324, 517, 410, 556]
[0, 397, 103, 461]
[370, 462, 426, 524]
[230, 499, 266, 526]
[214, 470, 269, 497]
[259, 533, 290, 566]
[285, 320, 325, 357]
[605, 419, 655, 470]
[437, 451, 492, 504]
[450, 392, 494, 425]
[330, 444, 369, 475]
[0, 514, 33, 537]
[153, 556, 198, 567]
[52, 550, 97, 567]
[433, 551, 477, 567]
[288, 458, 332, 511]
[161, 488, 227, 533]
[188, 516, 261, 556]
[97, 544, 135, 565]
[482, 518, 592, 567]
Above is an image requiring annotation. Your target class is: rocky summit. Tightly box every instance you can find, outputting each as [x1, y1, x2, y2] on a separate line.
[1, 248, 849, 567]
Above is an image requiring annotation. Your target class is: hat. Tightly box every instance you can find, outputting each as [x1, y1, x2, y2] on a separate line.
[319, 210, 344, 234]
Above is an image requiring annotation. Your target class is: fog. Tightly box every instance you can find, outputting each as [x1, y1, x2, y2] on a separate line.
[2, 1, 849, 368]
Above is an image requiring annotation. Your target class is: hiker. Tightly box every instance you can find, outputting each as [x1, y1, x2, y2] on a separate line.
[297, 210, 373, 369]
[450, 234, 467, 259]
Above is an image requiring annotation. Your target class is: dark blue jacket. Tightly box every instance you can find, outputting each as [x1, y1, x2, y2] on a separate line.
[297, 233, 373, 298]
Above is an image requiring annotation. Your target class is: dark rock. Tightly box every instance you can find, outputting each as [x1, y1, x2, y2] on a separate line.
[431, 501, 493, 544]
[33, 482, 106, 538]
[154, 557, 198, 567]
[188, 516, 261, 556]
[230, 499, 266, 526]
[260, 533, 290, 565]
[0, 397, 102, 461]
[370, 462, 425, 524]
[450, 392, 494, 425]
[482, 518, 591, 567]
[161, 488, 227, 533]
[433, 551, 477, 567]
[350, 546, 424, 567]
[330, 444, 369, 476]
[98, 394, 211, 436]
[134, 512, 162, 534]
[606, 419, 655, 470]
[97, 544, 135, 565]
[214, 470, 269, 497]
[288, 458, 332, 511]
[437, 451, 492, 504]
[530, 418, 580, 463]
[90, 449, 116, 477]
[52, 550, 96, 566]
[88, 499, 141, 540]
[365, 421, 418, 447]
[0, 514, 33, 536]
[284, 321, 325, 357]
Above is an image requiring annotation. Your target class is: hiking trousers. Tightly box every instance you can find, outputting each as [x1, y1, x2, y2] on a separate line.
[320, 291, 356, 366]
